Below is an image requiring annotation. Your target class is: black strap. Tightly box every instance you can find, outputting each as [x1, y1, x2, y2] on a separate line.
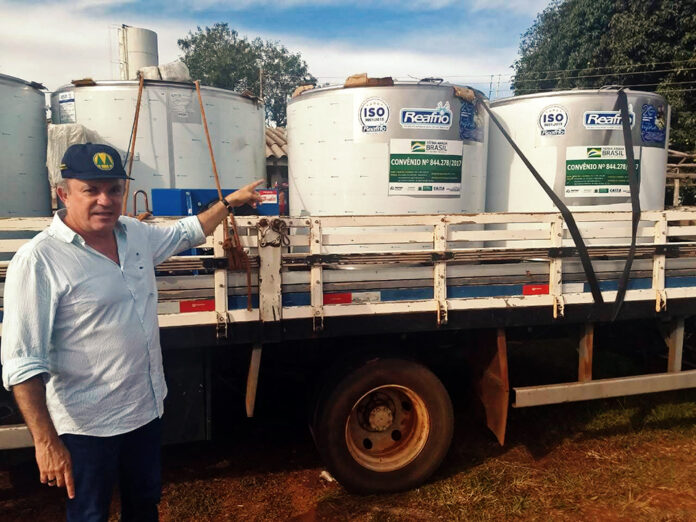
[612, 90, 641, 320]
[478, 100, 604, 304]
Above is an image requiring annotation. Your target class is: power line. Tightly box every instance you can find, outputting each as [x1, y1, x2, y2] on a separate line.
[501, 58, 696, 76]
[310, 59, 696, 84]
[518, 82, 696, 93]
[510, 66, 696, 84]
[513, 80, 696, 91]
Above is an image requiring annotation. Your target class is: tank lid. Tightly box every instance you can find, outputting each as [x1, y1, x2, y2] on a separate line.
[52, 79, 258, 102]
[491, 88, 667, 107]
[0, 72, 46, 91]
[290, 79, 488, 102]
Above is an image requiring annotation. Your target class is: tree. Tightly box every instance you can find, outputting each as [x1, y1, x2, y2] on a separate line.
[178, 23, 316, 127]
[513, 0, 696, 152]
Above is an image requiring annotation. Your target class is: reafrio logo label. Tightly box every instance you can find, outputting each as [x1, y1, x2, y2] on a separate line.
[400, 101, 453, 130]
[583, 106, 635, 130]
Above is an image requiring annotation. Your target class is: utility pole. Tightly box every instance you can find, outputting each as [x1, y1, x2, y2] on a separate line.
[259, 67, 263, 99]
[488, 74, 493, 99]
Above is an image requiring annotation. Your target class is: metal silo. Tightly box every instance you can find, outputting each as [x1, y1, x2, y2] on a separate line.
[50, 81, 266, 200]
[0, 73, 51, 217]
[118, 25, 159, 80]
[486, 89, 669, 245]
[287, 81, 489, 217]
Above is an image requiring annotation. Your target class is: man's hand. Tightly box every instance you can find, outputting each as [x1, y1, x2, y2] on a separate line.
[12, 376, 75, 498]
[36, 436, 75, 499]
[226, 179, 265, 208]
[198, 179, 266, 236]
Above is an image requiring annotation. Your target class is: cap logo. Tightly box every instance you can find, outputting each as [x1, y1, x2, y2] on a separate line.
[93, 152, 114, 171]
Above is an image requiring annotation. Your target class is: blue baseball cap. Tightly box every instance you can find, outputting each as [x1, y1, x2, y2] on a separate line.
[60, 143, 133, 180]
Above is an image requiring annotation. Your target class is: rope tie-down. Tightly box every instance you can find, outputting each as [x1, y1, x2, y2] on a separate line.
[195, 80, 253, 311]
[122, 75, 145, 218]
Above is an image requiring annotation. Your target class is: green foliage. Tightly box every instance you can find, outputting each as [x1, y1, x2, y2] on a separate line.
[513, 0, 696, 151]
[178, 23, 316, 126]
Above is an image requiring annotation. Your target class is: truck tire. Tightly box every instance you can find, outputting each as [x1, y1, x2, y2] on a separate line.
[313, 358, 454, 493]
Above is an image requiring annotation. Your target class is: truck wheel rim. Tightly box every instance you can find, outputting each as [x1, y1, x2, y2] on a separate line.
[344, 385, 430, 472]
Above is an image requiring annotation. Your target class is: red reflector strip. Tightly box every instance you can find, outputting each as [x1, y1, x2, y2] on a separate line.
[179, 299, 215, 312]
[324, 293, 352, 305]
[523, 284, 549, 295]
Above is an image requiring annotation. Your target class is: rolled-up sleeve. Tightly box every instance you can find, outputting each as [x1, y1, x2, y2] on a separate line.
[1, 251, 55, 390]
[146, 215, 206, 266]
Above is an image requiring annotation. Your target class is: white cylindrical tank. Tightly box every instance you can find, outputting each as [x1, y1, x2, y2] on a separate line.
[0, 73, 51, 217]
[50, 81, 266, 199]
[118, 26, 159, 80]
[288, 81, 489, 217]
[486, 89, 669, 245]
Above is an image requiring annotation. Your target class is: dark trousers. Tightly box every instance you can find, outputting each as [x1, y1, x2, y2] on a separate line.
[60, 418, 162, 522]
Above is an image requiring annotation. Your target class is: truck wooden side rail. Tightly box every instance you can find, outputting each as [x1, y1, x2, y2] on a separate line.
[1, 209, 695, 492]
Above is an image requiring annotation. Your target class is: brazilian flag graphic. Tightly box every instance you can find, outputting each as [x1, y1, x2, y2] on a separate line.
[410, 141, 426, 153]
[586, 147, 602, 159]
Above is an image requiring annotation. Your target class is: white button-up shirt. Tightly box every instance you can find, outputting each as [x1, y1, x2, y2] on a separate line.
[1, 210, 206, 436]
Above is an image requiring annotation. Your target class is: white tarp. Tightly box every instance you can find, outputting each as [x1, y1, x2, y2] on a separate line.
[137, 60, 191, 82]
[46, 124, 102, 186]
[157, 60, 191, 82]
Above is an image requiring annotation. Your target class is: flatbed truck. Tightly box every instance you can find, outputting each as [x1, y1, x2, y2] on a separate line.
[1, 208, 695, 492]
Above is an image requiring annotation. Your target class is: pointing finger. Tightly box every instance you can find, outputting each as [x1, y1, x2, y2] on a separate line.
[65, 468, 75, 499]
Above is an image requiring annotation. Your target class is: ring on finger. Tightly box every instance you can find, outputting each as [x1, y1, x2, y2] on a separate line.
[47, 479, 56, 485]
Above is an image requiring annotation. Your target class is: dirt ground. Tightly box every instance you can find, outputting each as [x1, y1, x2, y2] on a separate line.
[2, 388, 695, 521]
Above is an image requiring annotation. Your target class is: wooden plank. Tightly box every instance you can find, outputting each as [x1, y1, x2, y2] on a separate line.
[0, 425, 33, 449]
[213, 224, 229, 331]
[238, 234, 306, 247]
[158, 311, 218, 328]
[321, 231, 433, 245]
[0, 239, 31, 251]
[449, 228, 551, 242]
[668, 225, 696, 237]
[578, 323, 594, 382]
[309, 219, 324, 330]
[563, 224, 655, 239]
[245, 344, 263, 417]
[666, 318, 685, 373]
[237, 217, 310, 229]
[433, 222, 448, 325]
[0, 217, 52, 230]
[1, 210, 695, 233]
[282, 300, 436, 320]
[653, 214, 667, 312]
[258, 225, 282, 322]
[661, 209, 696, 221]
[549, 215, 563, 318]
[316, 212, 562, 227]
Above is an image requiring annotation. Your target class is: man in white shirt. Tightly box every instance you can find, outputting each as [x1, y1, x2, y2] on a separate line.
[1, 143, 262, 521]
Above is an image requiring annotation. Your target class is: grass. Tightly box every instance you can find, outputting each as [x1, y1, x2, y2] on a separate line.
[307, 387, 696, 521]
[2, 326, 696, 521]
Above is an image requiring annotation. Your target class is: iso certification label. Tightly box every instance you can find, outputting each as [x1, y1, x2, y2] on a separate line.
[539, 105, 568, 136]
[359, 97, 389, 133]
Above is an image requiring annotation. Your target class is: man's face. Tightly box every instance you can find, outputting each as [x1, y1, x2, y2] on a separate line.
[57, 178, 124, 235]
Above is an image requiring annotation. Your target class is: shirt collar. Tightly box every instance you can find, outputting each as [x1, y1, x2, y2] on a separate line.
[48, 209, 127, 244]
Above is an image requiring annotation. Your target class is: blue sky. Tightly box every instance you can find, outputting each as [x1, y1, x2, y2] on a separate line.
[0, 0, 552, 96]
